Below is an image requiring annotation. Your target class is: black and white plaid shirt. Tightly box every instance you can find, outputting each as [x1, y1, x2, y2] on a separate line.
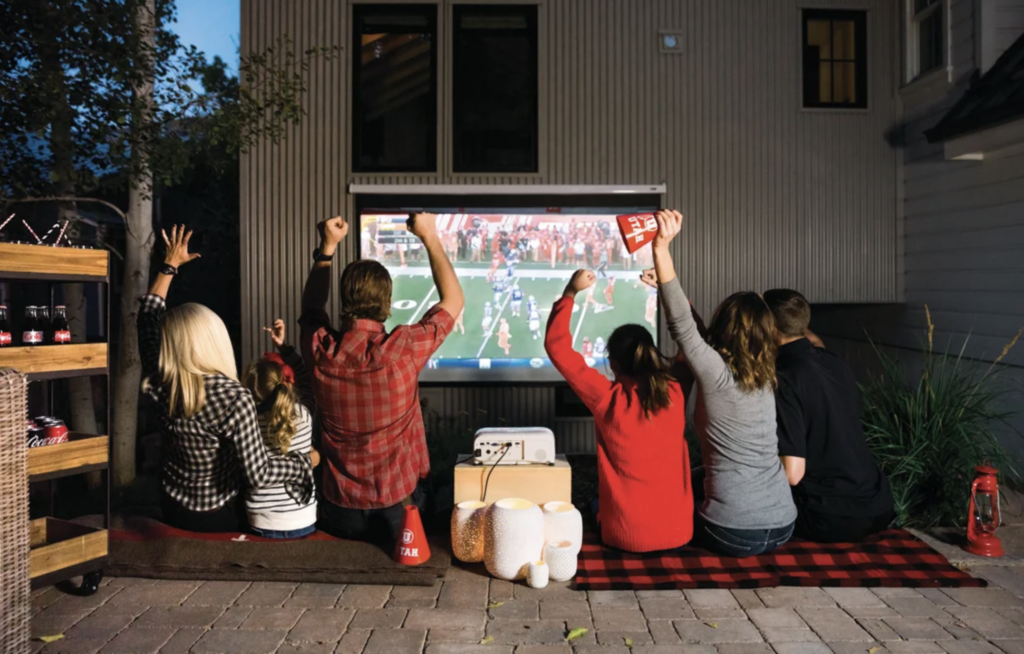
[138, 294, 314, 513]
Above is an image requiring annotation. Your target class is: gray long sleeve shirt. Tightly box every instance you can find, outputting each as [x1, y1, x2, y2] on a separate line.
[660, 280, 797, 530]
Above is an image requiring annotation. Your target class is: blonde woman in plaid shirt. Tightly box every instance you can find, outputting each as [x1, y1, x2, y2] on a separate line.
[139, 226, 318, 533]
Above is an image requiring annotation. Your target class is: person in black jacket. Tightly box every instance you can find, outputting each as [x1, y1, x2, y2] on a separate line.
[763, 289, 895, 543]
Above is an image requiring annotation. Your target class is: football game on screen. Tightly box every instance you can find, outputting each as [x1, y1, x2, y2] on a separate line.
[359, 211, 658, 378]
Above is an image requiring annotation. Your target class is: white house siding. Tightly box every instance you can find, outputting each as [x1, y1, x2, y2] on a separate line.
[814, 0, 1024, 453]
[241, 0, 901, 452]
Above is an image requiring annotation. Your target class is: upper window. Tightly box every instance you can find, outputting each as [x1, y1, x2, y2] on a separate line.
[452, 5, 539, 173]
[908, 0, 945, 81]
[802, 10, 868, 109]
[352, 5, 437, 173]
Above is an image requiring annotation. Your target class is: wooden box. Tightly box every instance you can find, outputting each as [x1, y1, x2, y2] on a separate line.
[28, 434, 109, 481]
[454, 454, 571, 506]
[29, 518, 107, 581]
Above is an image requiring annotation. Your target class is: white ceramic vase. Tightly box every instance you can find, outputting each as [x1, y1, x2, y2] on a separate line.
[542, 501, 583, 555]
[485, 498, 545, 580]
[543, 540, 578, 582]
[451, 500, 488, 563]
[527, 561, 549, 589]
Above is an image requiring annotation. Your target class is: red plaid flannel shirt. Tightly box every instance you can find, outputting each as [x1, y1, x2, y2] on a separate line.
[300, 306, 454, 509]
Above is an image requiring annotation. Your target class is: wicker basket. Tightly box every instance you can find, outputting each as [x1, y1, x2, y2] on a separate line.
[0, 368, 29, 654]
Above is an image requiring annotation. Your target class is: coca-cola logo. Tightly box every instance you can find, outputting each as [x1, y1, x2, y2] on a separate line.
[0, 332, 11, 346]
[26, 430, 47, 448]
[22, 331, 42, 344]
[53, 331, 71, 343]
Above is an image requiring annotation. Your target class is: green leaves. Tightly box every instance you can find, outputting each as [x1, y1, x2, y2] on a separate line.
[565, 627, 588, 641]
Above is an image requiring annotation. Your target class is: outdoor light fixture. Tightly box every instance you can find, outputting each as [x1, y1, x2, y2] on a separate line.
[965, 463, 1004, 557]
[659, 31, 683, 54]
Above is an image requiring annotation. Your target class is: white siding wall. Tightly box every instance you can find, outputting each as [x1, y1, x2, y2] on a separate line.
[816, 0, 1024, 448]
[979, 0, 1024, 71]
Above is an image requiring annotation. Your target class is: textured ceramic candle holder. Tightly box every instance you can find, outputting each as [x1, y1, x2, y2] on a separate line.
[527, 560, 549, 589]
[485, 498, 545, 580]
[543, 539, 578, 582]
[542, 501, 583, 555]
[451, 500, 488, 563]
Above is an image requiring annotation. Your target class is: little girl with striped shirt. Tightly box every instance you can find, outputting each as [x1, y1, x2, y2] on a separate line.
[241, 320, 319, 538]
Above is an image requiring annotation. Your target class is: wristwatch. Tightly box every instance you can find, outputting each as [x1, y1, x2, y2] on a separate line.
[312, 248, 334, 263]
[159, 263, 178, 276]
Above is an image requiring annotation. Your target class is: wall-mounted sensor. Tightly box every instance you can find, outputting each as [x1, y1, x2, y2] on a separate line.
[659, 31, 683, 54]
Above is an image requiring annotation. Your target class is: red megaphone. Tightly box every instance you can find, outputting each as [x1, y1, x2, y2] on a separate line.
[616, 213, 658, 254]
[394, 505, 431, 565]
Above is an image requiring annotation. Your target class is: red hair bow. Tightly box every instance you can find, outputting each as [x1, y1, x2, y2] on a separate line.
[262, 352, 296, 385]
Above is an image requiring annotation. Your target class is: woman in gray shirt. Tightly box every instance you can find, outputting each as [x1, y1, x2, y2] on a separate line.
[651, 210, 796, 557]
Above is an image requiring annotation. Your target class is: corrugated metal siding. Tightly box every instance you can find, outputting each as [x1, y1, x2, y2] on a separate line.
[241, 0, 900, 452]
[815, 0, 1024, 370]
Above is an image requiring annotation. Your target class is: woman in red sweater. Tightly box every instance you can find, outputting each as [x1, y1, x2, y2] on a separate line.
[545, 270, 693, 552]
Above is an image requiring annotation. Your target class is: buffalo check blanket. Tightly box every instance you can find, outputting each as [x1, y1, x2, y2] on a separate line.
[575, 528, 985, 590]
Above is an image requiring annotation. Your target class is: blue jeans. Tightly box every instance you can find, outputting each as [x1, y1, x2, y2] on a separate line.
[251, 524, 317, 539]
[698, 519, 794, 558]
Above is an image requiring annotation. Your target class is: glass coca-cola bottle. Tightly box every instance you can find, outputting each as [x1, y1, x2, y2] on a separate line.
[0, 304, 11, 347]
[22, 306, 42, 346]
[38, 306, 51, 343]
[52, 305, 70, 344]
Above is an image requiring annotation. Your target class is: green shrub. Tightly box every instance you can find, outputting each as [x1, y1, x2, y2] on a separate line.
[860, 307, 1022, 529]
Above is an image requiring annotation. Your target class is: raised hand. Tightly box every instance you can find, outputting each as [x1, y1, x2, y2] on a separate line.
[162, 225, 201, 268]
[639, 268, 657, 288]
[263, 319, 287, 351]
[653, 209, 683, 251]
[309, 447, 321, 468]
[317, 216, 349, 249]
[564, 269, 596, 298]
[407, 213, 438, 242]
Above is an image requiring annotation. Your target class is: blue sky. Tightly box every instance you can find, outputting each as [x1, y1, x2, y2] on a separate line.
[173, 0, 240, 72]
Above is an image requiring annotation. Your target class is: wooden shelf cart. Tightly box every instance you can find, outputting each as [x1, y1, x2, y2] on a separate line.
[0, 242, 110, 594]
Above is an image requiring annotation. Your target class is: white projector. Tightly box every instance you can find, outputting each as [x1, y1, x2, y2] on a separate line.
[473, 427, 556, 466]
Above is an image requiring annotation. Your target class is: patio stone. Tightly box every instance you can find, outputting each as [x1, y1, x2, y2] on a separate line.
[362, 628, 427, 654]
[540, 599, 592, 621]
[490, 580, 515, 602]
[106, 582, 198, 607]
[796, 606, 873, 641]
[335, 585, 392, 609]
[134, 605, 226, 629]
[755, 588, 834, 608]
[484, 619, 569, 645]
[157, 628, 205, 654]
[274, 643, 336, 654]
[881, 597, 950, 618]
[591, 608, 649, 631]
[238, 607, 305, 630]
[641, 598, 696, 621]
[944, 589, 1024, 608]
[98, 627, 175, 653]
[404, 608, 488, 631]
[515, 580, 585, 601]
[589, 591, 640, 609]
[770, 644, 833, 654]
[191, 628, 287, 654]
[938, 641, 1005, 654]
[883, 617, 956, 641]
[647, 619, 683, 644]
[695, 606, 747, 620]
[425, 645, 514, 654]
[747, 608, 807, 630]
[334, 629, 371, 654]
[438, 580, 490, 608]
[857, 618, 902, 641]
[595, 630, 654, 646]
[731, 590, 765, 610]
[284, 583, 346, 609]
[672, 619, 763, 643]
[426, 627, 486, 643]
[489, 599, 540, 620]
[885, 643, 948, 654]
[825, 589, 889, 608]
[514, 646, 573, 654]
[759, 628, 822, 643]
[714, 644, 774, 654]
[212, 606, 252, 628]
[349, 608, 409, 629]
[636, 590, 684, 599]
[944, 607, 1024, 640]
[183, 581, 251, 607]
[285, 608, 354, 642]
[234, 582, 297, 607]
[684, 590, 740, 609]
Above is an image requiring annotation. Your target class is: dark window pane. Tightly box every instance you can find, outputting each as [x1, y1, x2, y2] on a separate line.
[353, 5, 437, 172]
[914, 0, 939, 15]
[802, 10, 866, 108]
[918, 11, 943, 74]
[453, 5, 538, 173]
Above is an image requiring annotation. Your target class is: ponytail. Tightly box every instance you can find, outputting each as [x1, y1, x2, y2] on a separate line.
[242, 359, 300, 454]
[607, 324, 676, 419]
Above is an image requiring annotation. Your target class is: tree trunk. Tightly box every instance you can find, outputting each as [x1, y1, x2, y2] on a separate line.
[112, 0, 156, 489]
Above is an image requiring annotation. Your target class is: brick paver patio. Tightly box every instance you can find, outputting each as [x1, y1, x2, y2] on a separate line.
[28, 565, 1024, 653]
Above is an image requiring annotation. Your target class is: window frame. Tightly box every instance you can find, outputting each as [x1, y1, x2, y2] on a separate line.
[351, 3, 440, 174]
[906, 0, 946, 82]
[800, 9, 869, 110]
[450, 3, 540, 174]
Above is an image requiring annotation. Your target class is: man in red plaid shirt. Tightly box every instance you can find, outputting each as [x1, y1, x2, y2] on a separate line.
[300, 214, 463, 546]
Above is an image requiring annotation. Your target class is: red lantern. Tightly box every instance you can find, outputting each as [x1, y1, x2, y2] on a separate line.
[964, 463, 1004, 557]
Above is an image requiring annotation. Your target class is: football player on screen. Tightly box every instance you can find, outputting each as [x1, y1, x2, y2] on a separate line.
[528, 306, 542, 340]
[510, 284, 524, 317]
[497, 318, 512, 356]
[482, 301, 494, 336]
[527, 295, 538, 316]
[492, 277, 505, 305]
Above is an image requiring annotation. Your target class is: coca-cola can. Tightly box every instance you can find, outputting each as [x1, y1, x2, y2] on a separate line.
[27, 426, 47, 448]
[44, 421, 69, 445]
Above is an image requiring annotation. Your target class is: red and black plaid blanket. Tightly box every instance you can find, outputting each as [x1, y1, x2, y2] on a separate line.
[575, 528, 985, 590]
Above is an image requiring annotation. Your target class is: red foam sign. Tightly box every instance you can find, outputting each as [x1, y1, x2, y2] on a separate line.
[616, 213, 658, 254]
